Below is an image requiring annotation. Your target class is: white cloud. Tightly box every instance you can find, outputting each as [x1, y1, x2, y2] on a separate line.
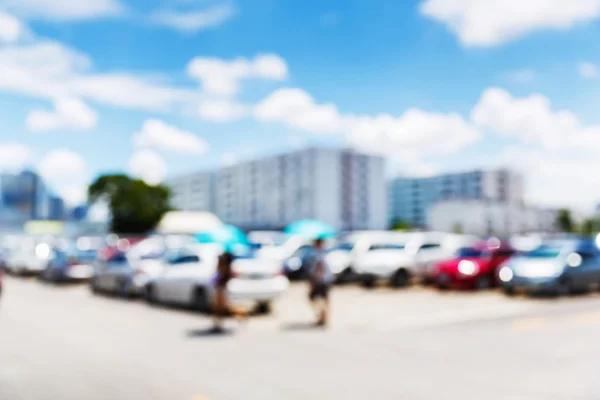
[471, 87, 600, 150]
[254, 87, 479, 158]
[0, 41, 90, 99]
[60, 185, 87, 206]
[37, 148, 86, 181]
[0, 0, 124, 21]
[346, 109, 479, 157]
[198, 99, 248, 122]
[254, 88, 344, 134]
[0, 142, 33, 170]
[151, 4, 236, 33]
[127, 149, 167, 186]
[26, 97, 98, 132]
[36, 148, 89, 206]
[133, 119, 208, 154]
[497, 147, 600, 211]
[0, 41, 193, 112]
[0, 10, 24, 42]
[187, 53, 288, 96]
[506, 69, 536, 84]
[578, 62, 598, 79]
[420, 0, 600, 47]
[70, 73, 191, 111]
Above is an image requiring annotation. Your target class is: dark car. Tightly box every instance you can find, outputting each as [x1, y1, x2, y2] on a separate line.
[40, 247, 98, 283]
[499, 239, 600, 296]
[282, 244, 315, 280]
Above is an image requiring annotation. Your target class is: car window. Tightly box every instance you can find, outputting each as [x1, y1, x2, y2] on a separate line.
[522, 246, 562, 259]
[168, 251, 201, 265]
[369, 244, 406, 251]
[457, 248, 485, 258]
[108, 253, 127, 264]
[331, 243, 354, 252]
[293, 245, 313, 259]
[419, 243, 440, 251]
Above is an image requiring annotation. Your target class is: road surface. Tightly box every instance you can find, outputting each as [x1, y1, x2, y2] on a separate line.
[1, 276, 600, 399]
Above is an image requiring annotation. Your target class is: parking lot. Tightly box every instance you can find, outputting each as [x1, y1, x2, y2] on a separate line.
[2, 276, 600, 400]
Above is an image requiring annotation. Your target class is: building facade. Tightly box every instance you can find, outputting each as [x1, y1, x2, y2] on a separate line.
[167, 147, 387, 231]
[389, 169, 524, 227]
[167, 172, 216, 213]
[427, 200, 557, 236]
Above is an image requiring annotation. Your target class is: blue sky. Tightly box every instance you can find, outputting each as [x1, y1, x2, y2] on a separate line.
[1, 0, 600, 211]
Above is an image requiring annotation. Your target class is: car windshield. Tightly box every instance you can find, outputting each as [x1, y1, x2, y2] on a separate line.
[331, 243, 354, 252]
[457, 248, 486, 258]
[369, 244, 406, 251]
[523, 245, 563, 259]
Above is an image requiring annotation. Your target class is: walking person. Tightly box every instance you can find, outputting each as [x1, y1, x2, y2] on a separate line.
[308, 236, 333, 327]
[211, 250, 248, 333]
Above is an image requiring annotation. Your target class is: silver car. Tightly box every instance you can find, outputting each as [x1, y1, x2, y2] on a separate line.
[499, 239, 600, 296]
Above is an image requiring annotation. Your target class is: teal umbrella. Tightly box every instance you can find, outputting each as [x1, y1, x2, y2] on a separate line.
[284, 219, 336, 240]
[194, 224, 250, 253]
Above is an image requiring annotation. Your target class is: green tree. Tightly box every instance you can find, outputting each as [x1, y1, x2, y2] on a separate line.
[390, 219, 412, 231]
[580, 219, 594, 237]
[556, 209, 575, 233]
[88, 174, 172, 234]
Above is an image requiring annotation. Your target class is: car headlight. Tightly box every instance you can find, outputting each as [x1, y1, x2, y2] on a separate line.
[457, 260, 478, 276]
[566, 253, 582, 268]
[498, 266, 513, 282]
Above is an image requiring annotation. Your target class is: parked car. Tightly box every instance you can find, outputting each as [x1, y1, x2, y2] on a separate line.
[256, 235, 315, 279]
[431, 238, 515, 290]
[499, 239, 600, 296]
[325, 231, 411, 283]
[353, 232, 467, 288]
[5, 239, 53, 276]
[40, 247, 98, 283]
[145, 244, 289, 313]
[90, 237, 149, 297]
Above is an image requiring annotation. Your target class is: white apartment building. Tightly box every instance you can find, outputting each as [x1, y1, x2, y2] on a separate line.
[427, 200, 557, 236]
[167, 147, 387, 231]
[215, 147, 387, 231]
[167, 172, 216, 213]
[389, 169, 525, 227]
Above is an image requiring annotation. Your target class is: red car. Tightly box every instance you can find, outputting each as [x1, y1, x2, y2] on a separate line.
[431, 238, 515, 290]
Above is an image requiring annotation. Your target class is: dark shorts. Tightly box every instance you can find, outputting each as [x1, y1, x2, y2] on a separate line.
[309, 283, 330, 301]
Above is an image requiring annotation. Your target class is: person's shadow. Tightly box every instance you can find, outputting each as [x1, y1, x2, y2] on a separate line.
[280, 322, 325, 331]
[186, 327, 233, 338]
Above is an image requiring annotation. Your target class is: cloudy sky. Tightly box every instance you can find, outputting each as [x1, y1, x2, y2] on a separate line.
[1, 0, 600, 211]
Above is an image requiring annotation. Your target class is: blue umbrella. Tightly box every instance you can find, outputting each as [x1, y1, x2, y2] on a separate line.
[194, 224, 250, 252]
[284, 219, 336, 240]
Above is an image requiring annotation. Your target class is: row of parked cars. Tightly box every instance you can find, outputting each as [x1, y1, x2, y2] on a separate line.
[2, 230, 600, 309]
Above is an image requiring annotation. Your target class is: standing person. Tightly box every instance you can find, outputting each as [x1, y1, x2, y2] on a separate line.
[212, 250, 248, 333]
[309, 236, 332, 327]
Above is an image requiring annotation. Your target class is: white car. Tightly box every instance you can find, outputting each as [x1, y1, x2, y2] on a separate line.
[325, 231, 401, 282]
[5, 240, 53, 275]
[145, 244, 289, 313]
[353, 232, 478, 287]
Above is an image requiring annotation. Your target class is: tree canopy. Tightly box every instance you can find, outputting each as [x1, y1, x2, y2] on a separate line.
[390, 219, 412, 231]
[88, 174, 172, 234]
[556, 209, 575, 233]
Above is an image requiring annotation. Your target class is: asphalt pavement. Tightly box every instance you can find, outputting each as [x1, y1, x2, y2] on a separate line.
[1, 276, 600, 400]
